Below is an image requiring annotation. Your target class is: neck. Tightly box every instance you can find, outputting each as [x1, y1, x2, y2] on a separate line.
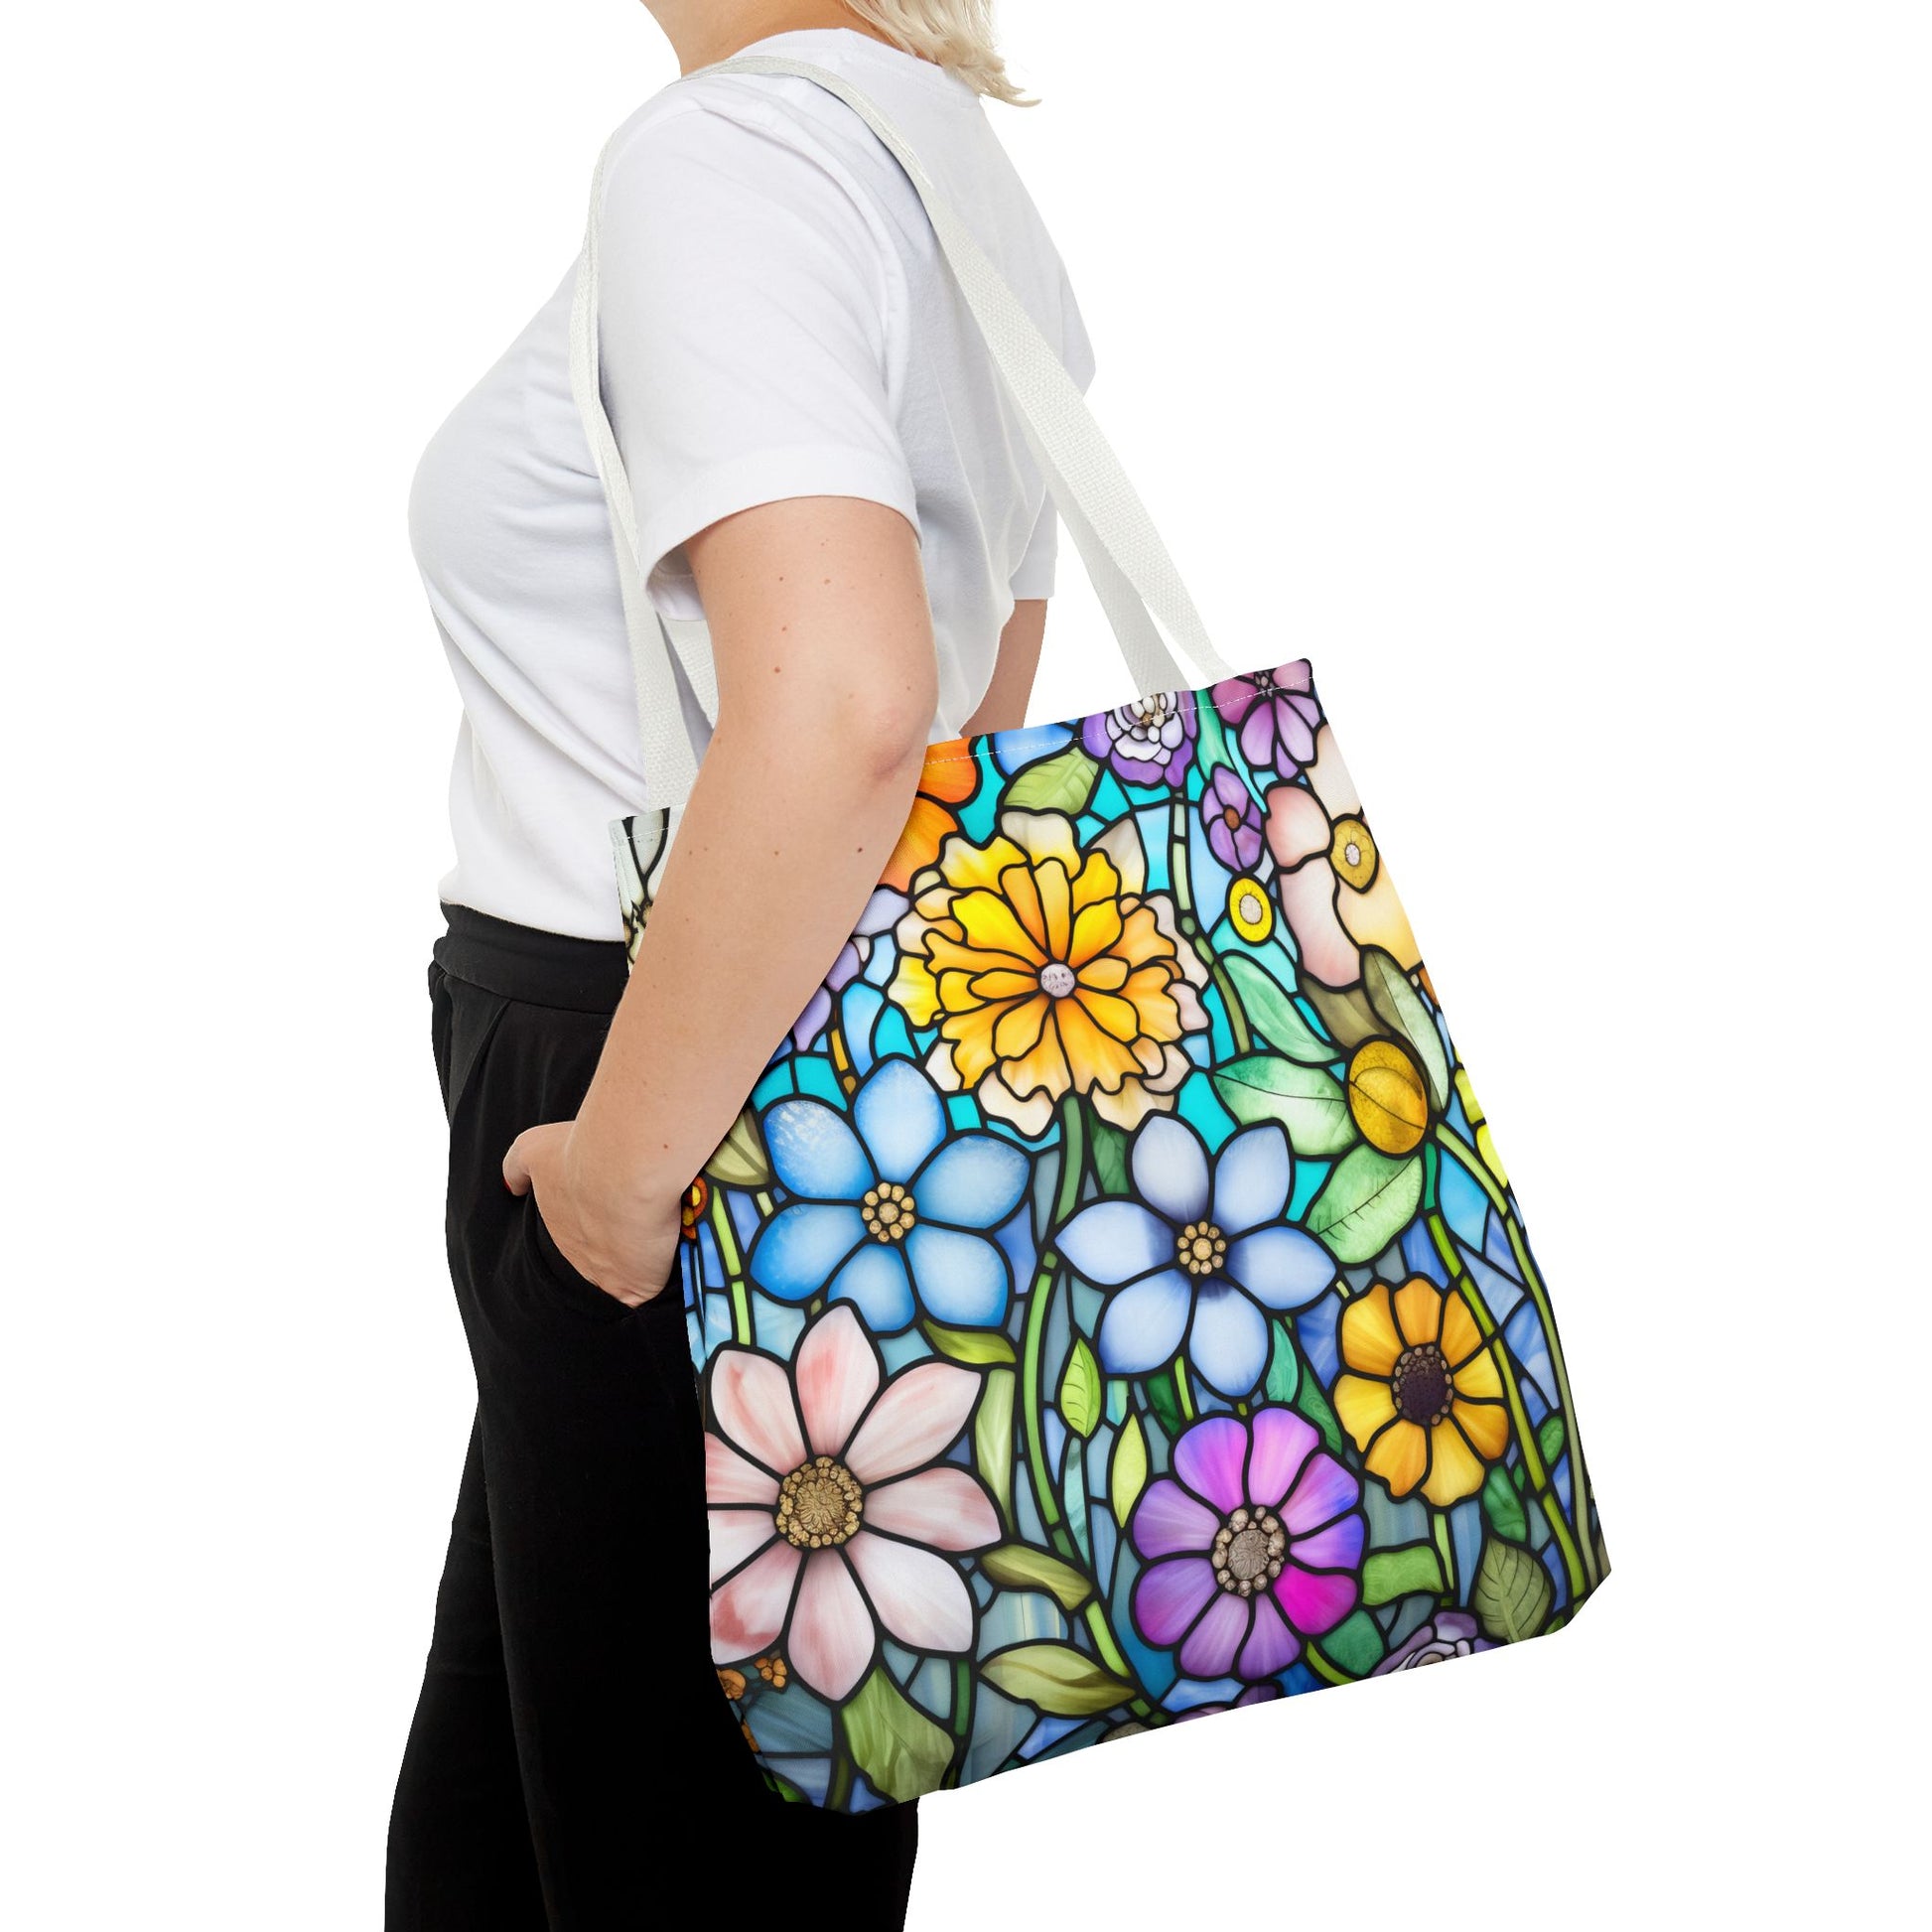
[644, 3, 895, 76]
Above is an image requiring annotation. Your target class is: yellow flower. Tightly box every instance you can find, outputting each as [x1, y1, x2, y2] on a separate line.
[1332, 1277, 1509, 1506]
[1226, 874, 1274, 943]
[889, 811, 1209, 1137]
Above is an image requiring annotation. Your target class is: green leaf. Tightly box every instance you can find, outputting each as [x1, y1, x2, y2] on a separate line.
[975, 1369, 1016, 1531]
[1306, 980, 1381, 1050]
[840, 1666, 954, 1804]
[1223, 955, 1338, 1063]
[1538, 1415, 1567, 1465]
[922, 1319, 1016, 1366]
[1263, 1322, 1301, 1404]
[1145, 1370, 1181, 1441]
[1313, 1608, 1386, 1678]
[1363, 1542, 1447, 1605]
[704, 1108, 771, 1188]
[1361, 948, 1449, 1109]
[1059, 1339, 1102, 1439]
[1212, 1055, 1355, 1157]
[980, 1544, 1093, 1611]
[1110, 1413, 1149, 1522]
[1004, 746, 1101, 815]
[1089, 1119, 1131, 1194]
[1479, 1464, 1528, 1543]
[982, 1643, 1134, 1717]
[762, 1770, 811, 1805]
[1307, 1146, 1425, 1264]
[1292, 1362, 1346, 1457]
[1472, 1538, 1555, 1642]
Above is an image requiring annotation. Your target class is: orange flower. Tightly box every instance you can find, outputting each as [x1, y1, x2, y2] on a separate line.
[1332, 1277, 1509, 1506]
[889, 810, 1208, 1136]
[882, 748, 981, 893]
[680, 1176, 709, 1243]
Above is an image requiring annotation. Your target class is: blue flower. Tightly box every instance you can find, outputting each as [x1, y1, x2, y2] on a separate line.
[1054, 1117, 1336, 1396]
[749, 1058, 1033, 1333]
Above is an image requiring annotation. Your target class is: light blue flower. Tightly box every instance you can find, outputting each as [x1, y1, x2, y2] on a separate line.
[750, 1058, 1033, 1333]
[1054, 1117, 1336, 1396]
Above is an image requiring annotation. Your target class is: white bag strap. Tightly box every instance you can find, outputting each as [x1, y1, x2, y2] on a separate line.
[570, 53, 1235, 816]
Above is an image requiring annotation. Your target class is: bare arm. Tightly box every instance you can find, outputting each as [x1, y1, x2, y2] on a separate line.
[504, 495, 936, 1303]
[962, 598, 1046, 738]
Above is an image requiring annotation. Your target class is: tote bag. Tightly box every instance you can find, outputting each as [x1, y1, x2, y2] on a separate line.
[573, 54, 1606, 1811]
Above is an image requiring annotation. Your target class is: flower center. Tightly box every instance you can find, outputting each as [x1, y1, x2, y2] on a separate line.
[1222, 804, 1244, 830]
[1174, 1220, 1228, 1278]
[861, 1182, 916, 1244]
[1391, 1342, 1455, 1427]
[1212, 1505, 1287, 1596]
[1238, 890, 1265, 923]
[1329, 814, 1378, 890]
[774, 1455, 865, 1550]
[1038, 961, 1078, 999]
[1253, 671, 1280, 697]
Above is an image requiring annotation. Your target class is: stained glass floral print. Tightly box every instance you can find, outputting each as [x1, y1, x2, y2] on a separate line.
[613, 657, 1605, 1811]
[750, 1058, 1030, 1331]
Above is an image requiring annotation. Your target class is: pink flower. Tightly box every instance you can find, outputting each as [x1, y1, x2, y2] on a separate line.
[1211, 663, 1321, 777]
[1129, 1409, 1364, 1680]
[704, 1304, 1001, 1703]
[1264, 725, 1419, 991]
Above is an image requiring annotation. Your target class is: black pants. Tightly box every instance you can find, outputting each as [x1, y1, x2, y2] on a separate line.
[386, 907, 919, 1929]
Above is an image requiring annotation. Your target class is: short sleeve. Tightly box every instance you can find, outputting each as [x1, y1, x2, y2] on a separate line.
[1006, 260, 1097, 602]
[596, 102, 919, 621]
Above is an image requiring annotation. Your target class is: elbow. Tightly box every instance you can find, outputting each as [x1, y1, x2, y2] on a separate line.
[842, 670, 938, 788]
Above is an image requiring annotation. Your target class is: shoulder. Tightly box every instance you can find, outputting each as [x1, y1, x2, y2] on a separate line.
[600, 74, 903, 240]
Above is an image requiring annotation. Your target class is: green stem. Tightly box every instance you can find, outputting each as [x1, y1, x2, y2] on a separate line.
[1169, 796, 1253, 1056]
[1305, 1646, 1350, 1688]
[826, 1744, 855, 1812]
[1433, 1124, 1599, 1590]
[1173, 1360, 1197, 1424]
[1020, 1097, 1154, 1720]
[942, 1657, 975, 1789]
[1432, 1509, 1457, 1603]
[708, 1189, 754, 1347]
[1423, 1201, 1587, 1599]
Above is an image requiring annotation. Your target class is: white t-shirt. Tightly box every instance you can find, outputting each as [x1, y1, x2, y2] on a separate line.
[412, 30, 1094, 940]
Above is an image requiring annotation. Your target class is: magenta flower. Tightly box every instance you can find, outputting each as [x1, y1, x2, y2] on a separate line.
[1079, 691, 1197, 787]
[705, 1305, 1001, 1703]
[1200, 767, 1264, 873]
[1129, 1409, 1364, 1680]
[1211, 663, 1321, 778]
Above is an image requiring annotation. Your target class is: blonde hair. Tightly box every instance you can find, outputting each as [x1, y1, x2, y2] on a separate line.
[842, 2, 1027, 104]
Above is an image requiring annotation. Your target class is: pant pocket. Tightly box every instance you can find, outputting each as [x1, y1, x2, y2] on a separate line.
[521, 1196, 641, 1324]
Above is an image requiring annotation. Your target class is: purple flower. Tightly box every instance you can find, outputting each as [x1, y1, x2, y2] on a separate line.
[1210, 663, 1321, 778]
[1053, 1116, 1336, 1396]
[1174, 1683, 1282, 1723]
[1079, 691, 1196, 787]
[788, 889, 906, 1051]
[1129, 1409, 1364, 1680]
[1200, 767, 1264, 873]
[1373, 1612, 1492, 1674]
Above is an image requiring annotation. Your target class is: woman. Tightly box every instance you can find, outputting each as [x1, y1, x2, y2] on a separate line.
[389, 4, 1086, 1925]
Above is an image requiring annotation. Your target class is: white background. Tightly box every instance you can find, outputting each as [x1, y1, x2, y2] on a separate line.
[5, 3, 1926, 1925]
